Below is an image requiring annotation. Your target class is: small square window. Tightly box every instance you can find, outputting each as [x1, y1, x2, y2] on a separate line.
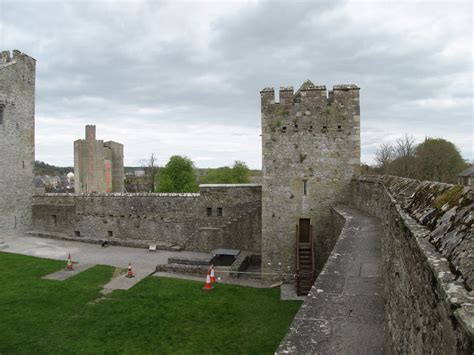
[282, 126, 287, 133]
[217, 207, 223, 216]
[337, 125, 342, 132]
[322, 126, 328, 133]
[108, 231, 113, 237]
[207, 207, 212, 216]
[74, 231, 81, 237]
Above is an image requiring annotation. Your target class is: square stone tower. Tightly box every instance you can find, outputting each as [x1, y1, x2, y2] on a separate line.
[261, 80, 360, 280]
[0, 50, 36, 233]
[74, 125, 124, 193]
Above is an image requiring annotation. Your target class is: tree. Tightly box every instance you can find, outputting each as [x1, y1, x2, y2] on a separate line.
[414, 138, 468, 183]
[157, 155, 199, 193]
[141, 153, 158, 192]
[374, 143, 394, 174]
[199, 161, 251, 184]
[391, 134, 416, 178]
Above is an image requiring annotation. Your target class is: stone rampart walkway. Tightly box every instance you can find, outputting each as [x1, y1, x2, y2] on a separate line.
[278, 207, 386, 354]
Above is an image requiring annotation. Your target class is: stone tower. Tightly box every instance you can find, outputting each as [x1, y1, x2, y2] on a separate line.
[74, 125, 124, 193]
[261, 80, 360, 279]
[0, 50, 36, 233]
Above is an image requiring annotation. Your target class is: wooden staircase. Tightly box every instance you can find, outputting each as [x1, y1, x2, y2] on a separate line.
[296, 224, 315, 296]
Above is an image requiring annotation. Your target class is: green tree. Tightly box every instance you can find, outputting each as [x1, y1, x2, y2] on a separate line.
[199, 161, 251, 184]
[414, 138, 468, 183]
[157, 155, 198, 192]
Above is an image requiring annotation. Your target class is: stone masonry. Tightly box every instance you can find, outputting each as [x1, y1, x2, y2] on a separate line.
[0, 50, 35, 233]
[74, 125, 124, 193]
[261, 80, 360, 279]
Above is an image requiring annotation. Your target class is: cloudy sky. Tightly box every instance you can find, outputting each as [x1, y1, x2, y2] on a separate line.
[1, 0, 472, 168]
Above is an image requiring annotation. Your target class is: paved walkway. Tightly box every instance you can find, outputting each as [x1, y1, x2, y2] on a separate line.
[42, 263, 95, 281]
[0, 234, 210, 271]
[277, 207, 386, 354]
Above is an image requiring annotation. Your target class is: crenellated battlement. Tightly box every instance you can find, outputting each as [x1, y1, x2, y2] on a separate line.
[0, 50, 36, 66]
[261, 80, 358, 105]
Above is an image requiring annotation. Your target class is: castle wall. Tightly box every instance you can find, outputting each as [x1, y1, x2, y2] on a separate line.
[31, 184, 262, 253]
[261, 81, 360, 278]
[0, 50, 35, 233]
[352, 176, 472, 353]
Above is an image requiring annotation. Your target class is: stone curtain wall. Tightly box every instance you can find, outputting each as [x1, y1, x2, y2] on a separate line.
[261, 81, 361, 280]
[0, 50, 36, 233]
[352, 176, 473, 354]
[31, 184, 261, 254]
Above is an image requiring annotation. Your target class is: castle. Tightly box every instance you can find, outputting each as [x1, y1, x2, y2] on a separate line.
[0, 50, 471, 353]
[74, 125, 124, 193]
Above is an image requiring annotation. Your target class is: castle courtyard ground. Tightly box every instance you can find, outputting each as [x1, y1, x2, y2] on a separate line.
[0, 252, 302, 354]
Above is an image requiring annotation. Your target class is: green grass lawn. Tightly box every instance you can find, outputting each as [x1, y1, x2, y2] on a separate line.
[0, 253, 301, 354]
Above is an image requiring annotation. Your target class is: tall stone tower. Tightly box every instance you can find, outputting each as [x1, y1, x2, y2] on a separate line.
[0, 50, 36, 233]
[261, 80, 360, 280]
[74, 125, 124, 193]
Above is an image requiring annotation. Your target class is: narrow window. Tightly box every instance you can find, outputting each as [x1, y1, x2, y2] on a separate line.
[207, 207, 212, 216]
[337, 125, 342, 132]
[52, 215, 57, 226]
[303, 180, 308, 195]
[74, 231, 81, 237]
[282, 126, 287, 133]
[322, 126, 328, 133]
[309, 125, 313, 132]
[0, 104, 4, 125]
[294, 124, 298, 131]
[217, 207, 223, 216]
[22, 160, 25, 169]
[108, 231, 113, 237]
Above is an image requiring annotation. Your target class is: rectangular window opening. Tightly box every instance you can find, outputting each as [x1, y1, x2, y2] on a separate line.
[74, 231, 81, 237]
[217, 207, 223, 217]
[206, 207, 212, 216]
[282, 126, 287, 133]
[52, 215, 57, 226]
[22, 161, 25, 169]
[0, 105, 4, 125]
[322, 126, 328, 133]
[309, 125, 313, 132]
[108, 231, 113, 237]
[303, 180, 308, 196]
[337, 125, 342, 132]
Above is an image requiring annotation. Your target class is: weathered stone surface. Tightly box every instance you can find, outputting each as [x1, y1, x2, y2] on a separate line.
[30, 184, 262, 254]
[0, 50, 35, 234]
[353, 176, 473, 354]
[277, 207, 385, 354]
[261, 82, 361, 280]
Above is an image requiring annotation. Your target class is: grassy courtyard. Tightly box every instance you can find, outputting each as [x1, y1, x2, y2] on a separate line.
[0, 253, 301, 354]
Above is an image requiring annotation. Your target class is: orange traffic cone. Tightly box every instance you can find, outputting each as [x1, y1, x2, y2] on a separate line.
[66, 253, 73, 271]
[210, 265, 216, 283]
[203, 272, 213, 290]
[126, 263, 135, 278]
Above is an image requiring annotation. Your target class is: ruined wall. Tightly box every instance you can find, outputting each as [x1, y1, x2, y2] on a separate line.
[0, 50, 35, 233]
[31, 184, 261, 253]
[74, 125, 124, 193]
[353, 175, 473, 354]
[261, 80, 360, 279]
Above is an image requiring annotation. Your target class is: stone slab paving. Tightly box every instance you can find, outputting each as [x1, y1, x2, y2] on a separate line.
[277, 207, 386, 354]
[101, 267, 156, 295]
[42, 263, 95, 281]
[280, 284, 306, 301]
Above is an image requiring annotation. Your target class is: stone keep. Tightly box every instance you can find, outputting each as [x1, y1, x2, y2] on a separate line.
[74, 125, 124, 193]
[261, 80, 360, 278]
[0, 50, 36, 233]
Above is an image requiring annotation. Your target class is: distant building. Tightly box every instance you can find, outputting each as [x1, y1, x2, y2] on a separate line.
[457, 166, 474, 186]
[134, 170, 145, 177]
[74, 125, 124, 193]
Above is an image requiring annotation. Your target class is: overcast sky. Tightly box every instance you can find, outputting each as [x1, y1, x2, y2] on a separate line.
[1, 0, 472, 168]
